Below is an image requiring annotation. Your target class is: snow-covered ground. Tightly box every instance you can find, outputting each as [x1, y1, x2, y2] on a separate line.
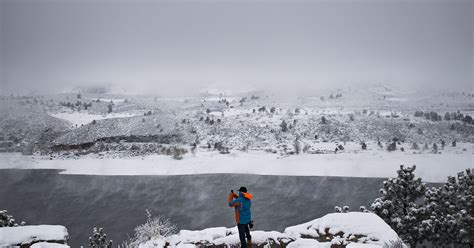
[49, 111, 141, 126]
[139, 212, 403, 248]
[1, 149, 471, 182]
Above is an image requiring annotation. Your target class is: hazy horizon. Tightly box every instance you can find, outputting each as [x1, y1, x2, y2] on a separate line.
[1, 0, 473, 96]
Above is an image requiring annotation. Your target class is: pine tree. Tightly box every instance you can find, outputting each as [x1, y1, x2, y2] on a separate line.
[422, 169, 473, 247]
[371, 165, 427, 247]
[444, 112, 450, 121]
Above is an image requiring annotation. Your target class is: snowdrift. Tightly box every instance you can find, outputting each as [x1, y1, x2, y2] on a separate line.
[139, 212, 403, 248]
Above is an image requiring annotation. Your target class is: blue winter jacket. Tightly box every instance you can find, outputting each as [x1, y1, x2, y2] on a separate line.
[228, 191, 252, 224]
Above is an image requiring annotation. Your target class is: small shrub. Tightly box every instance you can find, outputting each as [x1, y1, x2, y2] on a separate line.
[89, 227, 112, 248]
[0, 210, 25, 227]
[293, 138, 301, 155]
[321, 116, 327, 124]
[383, 239, 405, 248]
[387, 142, 396, 151]
[172, 147, 187, 160]
[280, 120, 288, 132]
[121, 209, 177, 248]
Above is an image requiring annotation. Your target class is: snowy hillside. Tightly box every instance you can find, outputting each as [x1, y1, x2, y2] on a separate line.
[1, 87, 472, 158]
[138, 212, 403, 248]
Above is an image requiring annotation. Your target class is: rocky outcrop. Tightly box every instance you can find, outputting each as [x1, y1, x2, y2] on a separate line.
[140, 212, 404, 248]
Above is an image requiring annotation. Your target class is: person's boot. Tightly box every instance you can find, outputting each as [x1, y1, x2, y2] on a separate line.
[247, 239, 252, 248]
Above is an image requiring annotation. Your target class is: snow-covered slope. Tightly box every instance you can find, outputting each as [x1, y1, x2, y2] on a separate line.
[139, 212, 403, 248]
[49, 111, 141, 126]
[53, 113, 187, 145]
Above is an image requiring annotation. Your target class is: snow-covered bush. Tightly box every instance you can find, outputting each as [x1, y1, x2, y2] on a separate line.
[170, 146, 187, 160]
[89, 227, 112, 248]
[371, 165, 426, 247]
[0, 210, 25, 227]
[334, 206, 350, 213]
[121, 209, 177, 248]
[386, 142, 397, 152]
[359, 206, 371, 213]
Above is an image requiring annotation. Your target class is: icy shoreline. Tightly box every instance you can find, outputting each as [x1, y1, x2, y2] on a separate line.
[0, 149, 471, 182]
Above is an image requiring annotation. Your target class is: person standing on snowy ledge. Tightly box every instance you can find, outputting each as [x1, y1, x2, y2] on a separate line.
[228, 186, 253, 248]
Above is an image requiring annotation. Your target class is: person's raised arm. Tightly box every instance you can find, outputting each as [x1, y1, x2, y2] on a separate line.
[228, 190, 240, 207]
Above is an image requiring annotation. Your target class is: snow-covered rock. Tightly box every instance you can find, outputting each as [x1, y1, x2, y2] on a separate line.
[139, 212, 403, 248]
[285, 212, 400, 246]
[0, 225, 69, 247]
[30, 242, 70, 248]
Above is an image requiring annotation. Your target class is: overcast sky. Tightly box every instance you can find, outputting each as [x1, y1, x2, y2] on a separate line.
[0, 0, 472, 95]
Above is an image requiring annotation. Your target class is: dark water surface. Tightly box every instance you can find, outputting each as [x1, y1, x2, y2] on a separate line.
[0, 169, 386, 247]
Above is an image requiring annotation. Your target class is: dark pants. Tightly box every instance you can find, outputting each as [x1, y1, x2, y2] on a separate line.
[237, 223, 252, 248]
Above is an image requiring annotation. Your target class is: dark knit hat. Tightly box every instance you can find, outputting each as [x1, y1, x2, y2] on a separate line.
[238, 186, 247, 193]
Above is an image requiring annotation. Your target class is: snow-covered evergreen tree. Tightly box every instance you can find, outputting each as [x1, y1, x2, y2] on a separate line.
[422, 169, 473, 247]
[371, 165, 426, 247]
[89, 227, 112, 248]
